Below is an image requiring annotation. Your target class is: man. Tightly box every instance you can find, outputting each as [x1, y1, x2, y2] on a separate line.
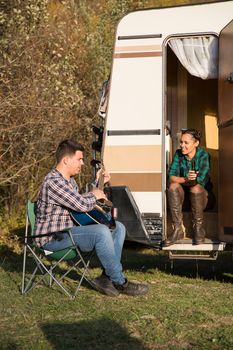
[35, 139, 148, 297]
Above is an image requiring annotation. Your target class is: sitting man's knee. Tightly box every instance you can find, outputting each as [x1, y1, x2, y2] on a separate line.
[115, 221, 126, 240]
[115, 221, 125, 232]
[98, 224, 110, 234]
[96, 224, 112, 241]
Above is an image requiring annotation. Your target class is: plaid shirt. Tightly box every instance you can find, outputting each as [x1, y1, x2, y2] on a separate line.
[169, 147, 210, 188]
[34, 168, 96, 247]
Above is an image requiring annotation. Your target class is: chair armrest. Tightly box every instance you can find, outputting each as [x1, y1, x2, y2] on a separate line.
[28, 233, 54, 239]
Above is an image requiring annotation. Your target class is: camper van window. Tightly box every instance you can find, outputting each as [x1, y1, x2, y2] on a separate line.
[168, 36, 218, 80]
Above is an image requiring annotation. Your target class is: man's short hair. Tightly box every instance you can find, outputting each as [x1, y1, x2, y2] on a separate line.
[55, 139, 84, 164]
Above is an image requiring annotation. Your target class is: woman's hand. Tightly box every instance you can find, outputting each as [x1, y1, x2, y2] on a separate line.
[187, 170, 198, 181]
[170, 172, 198, 185]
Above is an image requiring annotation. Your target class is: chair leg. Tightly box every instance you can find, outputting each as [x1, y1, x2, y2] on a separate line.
[22, 244, 43, 294]
[74, 259, 91, 297]
[23, 201, 89, 299]
[56, 250, 93, 297]
[21, 243, 27, 294]
[22, 230, 93, 299]
[22, 213, 29, 294]
[23, 246, 74, 299]
[49, 267, 53, 287]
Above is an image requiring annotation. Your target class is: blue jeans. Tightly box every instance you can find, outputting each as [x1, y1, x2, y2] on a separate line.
[42, 221, 126, 285]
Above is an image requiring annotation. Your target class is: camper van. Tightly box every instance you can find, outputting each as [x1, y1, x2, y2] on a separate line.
[93, 1, 233, 259]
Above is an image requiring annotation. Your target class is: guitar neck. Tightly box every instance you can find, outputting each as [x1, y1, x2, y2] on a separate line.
[96, 164, 113, 208]
[97, 165, 105, 191]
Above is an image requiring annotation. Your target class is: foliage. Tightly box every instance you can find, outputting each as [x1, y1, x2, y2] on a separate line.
[0, 1, 86, 213]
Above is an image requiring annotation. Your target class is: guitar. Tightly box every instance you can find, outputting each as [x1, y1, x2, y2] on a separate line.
[70, 165, 116, 228]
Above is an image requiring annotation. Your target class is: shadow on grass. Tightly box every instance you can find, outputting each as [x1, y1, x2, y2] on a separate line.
[122, 241, 233, 282]
[0, 244, 97, 294]
[1, 240, 233, 293]
[41, 318, 148, 350]
[0, 340, 19, 350]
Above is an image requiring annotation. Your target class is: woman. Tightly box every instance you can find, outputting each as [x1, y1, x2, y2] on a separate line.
[164, 129, 210, 247]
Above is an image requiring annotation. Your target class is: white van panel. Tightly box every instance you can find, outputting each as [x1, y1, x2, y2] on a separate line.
[117, 2, 233, 37]
[105, 134, 162, 146]
[107, 57, 162, 131]
[132, 191, 162, 215]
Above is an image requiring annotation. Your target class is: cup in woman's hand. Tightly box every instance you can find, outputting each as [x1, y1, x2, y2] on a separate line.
[188, 170, 197, 180]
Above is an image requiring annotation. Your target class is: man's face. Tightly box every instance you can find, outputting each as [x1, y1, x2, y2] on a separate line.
[65, 150, 84, 176]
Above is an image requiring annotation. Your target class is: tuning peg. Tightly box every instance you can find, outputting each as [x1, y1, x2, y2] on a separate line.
[92, 126, 103, 137]
[92, 140, 102, 152]
[90, 159, 101, 167]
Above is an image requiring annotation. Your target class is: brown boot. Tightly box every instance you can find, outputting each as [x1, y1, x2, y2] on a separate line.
[190, 192, 206, 245]
[163, 189, 184, 247]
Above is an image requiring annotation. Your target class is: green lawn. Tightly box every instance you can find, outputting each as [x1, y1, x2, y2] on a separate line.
[1, 243, 233, 350]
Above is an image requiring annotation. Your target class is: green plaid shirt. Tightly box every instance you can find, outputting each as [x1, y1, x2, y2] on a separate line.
[169, 147, 210, 188]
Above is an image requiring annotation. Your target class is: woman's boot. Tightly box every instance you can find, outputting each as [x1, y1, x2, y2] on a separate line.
[190, 192, 206, 245]
[164, 189, 184, 247]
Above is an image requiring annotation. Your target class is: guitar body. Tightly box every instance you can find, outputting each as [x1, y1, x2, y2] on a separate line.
[71, 162, 116, 229]
[70, 207, 115, 229]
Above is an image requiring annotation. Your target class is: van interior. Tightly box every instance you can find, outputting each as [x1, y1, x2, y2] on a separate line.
[165, 34, 219, 243]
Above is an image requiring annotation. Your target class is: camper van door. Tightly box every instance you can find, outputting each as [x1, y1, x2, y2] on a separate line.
[218, 20, 233, 243]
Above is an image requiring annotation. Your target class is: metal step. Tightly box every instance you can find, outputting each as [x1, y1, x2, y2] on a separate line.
[162, 238, 225, 251]
[162, 239, 226, 260]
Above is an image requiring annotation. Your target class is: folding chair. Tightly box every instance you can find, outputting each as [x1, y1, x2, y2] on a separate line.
[22, 200, 94, 299]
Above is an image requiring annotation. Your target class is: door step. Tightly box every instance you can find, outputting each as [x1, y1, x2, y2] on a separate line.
[162, 239, 226, 260]
[162, 238, 225, 251]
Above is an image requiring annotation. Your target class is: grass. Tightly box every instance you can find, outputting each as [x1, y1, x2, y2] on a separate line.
[0, 242, 233, 350]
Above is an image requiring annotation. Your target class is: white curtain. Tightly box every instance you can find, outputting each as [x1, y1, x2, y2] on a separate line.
[168, 36, 218, 80]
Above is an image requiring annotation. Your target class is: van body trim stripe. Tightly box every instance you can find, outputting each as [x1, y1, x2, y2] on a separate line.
[110, 173, 162, 192]
[114, 51, 162, 58]
[107, 129, 160, 136]
[118, 34, 162, 40]
[104, 145, 162, 172]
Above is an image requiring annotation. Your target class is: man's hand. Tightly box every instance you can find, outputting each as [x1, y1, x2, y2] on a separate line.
[96, 168, 111, 184]
[91, 188, 108, 201]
